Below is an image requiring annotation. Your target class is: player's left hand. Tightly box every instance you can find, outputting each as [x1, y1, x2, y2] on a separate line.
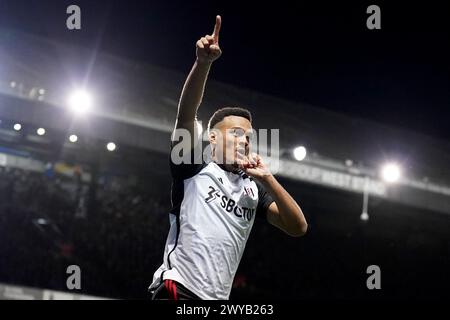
[237, 153, 272, 181]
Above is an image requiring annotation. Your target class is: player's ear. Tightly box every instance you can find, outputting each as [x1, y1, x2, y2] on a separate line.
[209, 129, 217, 145]
[208, 130, 217, 157]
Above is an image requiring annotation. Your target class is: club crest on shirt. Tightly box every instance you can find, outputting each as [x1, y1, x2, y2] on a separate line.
[243, 186, 255, 198]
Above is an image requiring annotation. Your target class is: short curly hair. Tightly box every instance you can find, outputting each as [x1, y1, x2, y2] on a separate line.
[207, 107, 252, 132]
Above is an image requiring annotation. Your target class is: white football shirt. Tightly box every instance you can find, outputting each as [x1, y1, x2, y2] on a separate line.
[149, 147, 274, 300]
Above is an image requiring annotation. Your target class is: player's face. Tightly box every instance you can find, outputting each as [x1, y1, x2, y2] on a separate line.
[210, 116, 253, 166]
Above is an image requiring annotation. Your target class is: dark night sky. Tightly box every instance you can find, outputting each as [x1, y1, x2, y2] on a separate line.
[1, 0, 449, 140]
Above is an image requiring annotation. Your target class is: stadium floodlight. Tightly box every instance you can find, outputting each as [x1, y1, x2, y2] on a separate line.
[293, 146, 307, 161]
[13, 123, 22, 131]
[68, 90, 92, 114]
[37, 128, 46, 136]
[69, 134, 78, 143]
[381, 163, 401, 183]
[106, 142, 116, 152]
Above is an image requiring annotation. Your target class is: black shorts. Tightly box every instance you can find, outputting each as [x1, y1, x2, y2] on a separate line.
[151, 279, 201, 300]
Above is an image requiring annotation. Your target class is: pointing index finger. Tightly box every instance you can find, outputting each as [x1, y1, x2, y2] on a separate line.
[212, 15, 221, 43]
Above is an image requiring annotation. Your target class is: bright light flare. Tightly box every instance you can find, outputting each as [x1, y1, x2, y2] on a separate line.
[68, 90, 92, 114]
[293, 146, 307, 161]
[69, 135, 78, 143]
[381, 163, 401, 183]
[106, 142, 116, 152]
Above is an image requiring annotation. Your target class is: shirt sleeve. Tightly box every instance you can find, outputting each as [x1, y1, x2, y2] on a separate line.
[255, 179, 275, 220]
[169, 140, 206, 181]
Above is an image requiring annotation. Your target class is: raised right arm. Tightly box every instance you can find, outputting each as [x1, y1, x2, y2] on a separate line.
[173, 15, 222, 147]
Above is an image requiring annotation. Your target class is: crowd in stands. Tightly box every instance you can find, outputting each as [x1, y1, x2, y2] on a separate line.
[0, 165, 170, 299]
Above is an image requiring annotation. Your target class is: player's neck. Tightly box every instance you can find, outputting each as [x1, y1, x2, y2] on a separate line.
[213, 161, 240, 174]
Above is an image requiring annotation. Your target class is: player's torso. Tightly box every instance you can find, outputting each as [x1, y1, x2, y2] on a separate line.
[181, 162, 259, 240]
[176, 163, 258, 284]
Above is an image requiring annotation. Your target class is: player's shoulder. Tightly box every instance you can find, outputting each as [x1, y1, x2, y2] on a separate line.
[170, 159, 208, 181]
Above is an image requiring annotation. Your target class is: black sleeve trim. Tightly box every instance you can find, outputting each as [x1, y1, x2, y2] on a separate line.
[255, 179, 275, 220]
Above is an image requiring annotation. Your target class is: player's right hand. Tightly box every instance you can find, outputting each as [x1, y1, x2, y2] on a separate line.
[196, 15, 222, 63]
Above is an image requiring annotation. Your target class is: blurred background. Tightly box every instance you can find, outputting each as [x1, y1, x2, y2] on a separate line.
[0, 1, 449, 300]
